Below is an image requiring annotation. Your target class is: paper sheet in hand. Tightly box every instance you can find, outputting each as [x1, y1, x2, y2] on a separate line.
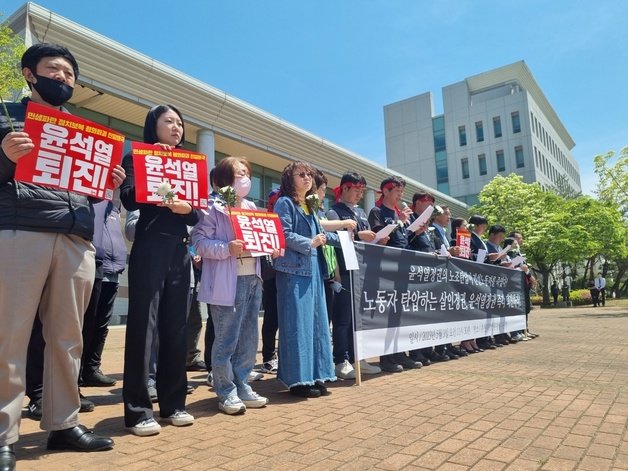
[497, 245, 512, 258]
[440, 245, 449, 257]
[373, 223, 398, 244]
[338, 230, 359, 270]
[476, 249, 487, 264]
[510, 255, 524, 267]
[407, 205, 434, 232]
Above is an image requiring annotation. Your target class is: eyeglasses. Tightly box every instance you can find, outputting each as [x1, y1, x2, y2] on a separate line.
[294, 172, 313, 179]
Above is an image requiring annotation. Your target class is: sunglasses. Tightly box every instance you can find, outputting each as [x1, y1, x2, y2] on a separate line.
[294, 172, 313, 179]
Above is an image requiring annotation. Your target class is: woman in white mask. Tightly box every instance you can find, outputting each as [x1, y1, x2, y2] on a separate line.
[192, 157, 277, 415]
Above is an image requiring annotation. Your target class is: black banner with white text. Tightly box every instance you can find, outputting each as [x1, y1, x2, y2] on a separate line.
[351, 243, 526, 360]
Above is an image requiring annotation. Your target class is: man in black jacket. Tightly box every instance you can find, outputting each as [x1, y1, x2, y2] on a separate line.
[0, 43, 122, 470]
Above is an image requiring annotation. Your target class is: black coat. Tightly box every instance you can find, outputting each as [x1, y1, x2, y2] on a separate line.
[0, 99, 95, 240]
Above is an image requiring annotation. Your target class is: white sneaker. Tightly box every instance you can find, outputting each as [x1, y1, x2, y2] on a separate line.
[127, 418, 161, 436]
[219, 396, 246, 415]
[358, 360, 381, 375]
[239, 390, 268, 408]
[161, 410, 194, 427]
[249, 371, 264, 381]
[207, 371, 213, 386]
[335, 359, 356, 380]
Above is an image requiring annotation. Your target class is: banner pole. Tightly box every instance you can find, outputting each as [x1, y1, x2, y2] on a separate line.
[349, 269, 361, 386]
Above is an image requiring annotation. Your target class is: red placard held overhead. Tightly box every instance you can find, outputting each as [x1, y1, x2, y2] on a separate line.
[131, 142, 209, 208]
[456, 228, 472, 259]
[229, 208, 285, 256]
[14, 101, 125, 200]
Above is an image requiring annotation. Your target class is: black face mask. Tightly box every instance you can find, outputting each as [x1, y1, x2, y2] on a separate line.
[32, 74, 74, 107]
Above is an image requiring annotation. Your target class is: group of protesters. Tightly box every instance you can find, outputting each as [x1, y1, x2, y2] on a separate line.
[0, 43, 536, 470]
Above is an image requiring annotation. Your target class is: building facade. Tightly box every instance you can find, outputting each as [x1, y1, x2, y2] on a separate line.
[384, 61, 581, 205]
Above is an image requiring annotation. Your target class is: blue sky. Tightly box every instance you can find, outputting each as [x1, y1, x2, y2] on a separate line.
[4, 0, 627, 195]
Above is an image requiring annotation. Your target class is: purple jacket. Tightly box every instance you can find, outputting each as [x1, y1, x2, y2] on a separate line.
[191, 198, 260, 306]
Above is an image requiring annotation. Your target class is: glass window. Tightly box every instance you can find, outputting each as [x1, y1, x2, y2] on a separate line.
[496, 150, 505, 172]
[458, 125, 467, 146]
[461, 158, 470, 179]
[478, 154, 487, 175]
[493, 116, 502, 138]
[475, 121, 484, 142]
[515, 145, 525, 168]
[432, 116, 446, 152]
[511, 111, 521, 133]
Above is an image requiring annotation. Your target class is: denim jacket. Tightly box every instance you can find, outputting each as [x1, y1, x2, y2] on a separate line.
[192, 198, 260, 306]
[273, 196, 340, 277]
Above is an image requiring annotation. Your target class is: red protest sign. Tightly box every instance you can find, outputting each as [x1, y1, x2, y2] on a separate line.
[14, 101, 125, 200]
[229, 209, 285, 256]
[131, 142, 209, 209]
[456, 229, 472, 259]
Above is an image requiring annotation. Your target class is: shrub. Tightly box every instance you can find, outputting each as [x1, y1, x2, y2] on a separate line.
[531, 295, 543, 306]
[569, 289, 592, 306]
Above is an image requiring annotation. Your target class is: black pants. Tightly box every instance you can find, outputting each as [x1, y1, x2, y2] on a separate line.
[123, 235, 190, 426]
[261, 277, 278, 363]
[332, 270, 354, 364]
[82, 279, 119, 379]
[591, 288, 600, 306]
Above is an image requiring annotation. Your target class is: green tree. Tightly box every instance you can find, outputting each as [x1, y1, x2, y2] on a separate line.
[471, 174, 596, 304]
[594, 147, 628, 219]
[0, 12, 26, 131]
[594, 147, 628, 297]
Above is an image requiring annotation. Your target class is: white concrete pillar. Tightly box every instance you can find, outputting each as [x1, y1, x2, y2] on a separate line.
[197, 129, 215, 176]
[364, 189, 376, 213]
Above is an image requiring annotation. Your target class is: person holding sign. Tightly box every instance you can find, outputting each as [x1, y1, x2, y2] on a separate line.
[0, 44, 120, 469]
[192, 156, 276, 415]
[120, 105, 198, 436]
[274, 161, 341, 398]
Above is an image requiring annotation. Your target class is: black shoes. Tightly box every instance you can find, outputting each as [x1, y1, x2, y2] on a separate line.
[393, 352, 422, 369]
[379, 355, 403, 373]
[79, 393, 95, 412]
[289, 385, 321, 398]
[81, 370, 117, 387]
[0, 445, 15, 471]
[314, 381, 331, 396]
[27, 396, 92, 421]
[186, 360, 207, 372]
[448, 346, 467, 358]
[47, 424, 114, 451]
[27, 399, 43, 421]
[409, 351, 432, 366]
[430, 351, 450, 362]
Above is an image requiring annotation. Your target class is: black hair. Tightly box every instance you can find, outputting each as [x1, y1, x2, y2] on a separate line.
[21, 43, 79, 83]
[314, 169, 328, 189]
[412, 192, 436, 204]
[468, 214, 488, 226]
[488, 224, 506, 235]
[340, 171, 367, 186]
[451, 218, 467, 240]
[143, 104, 185, 146]
[380, 175, 405, 190]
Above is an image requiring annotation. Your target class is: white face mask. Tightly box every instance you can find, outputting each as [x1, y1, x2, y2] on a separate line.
[233, 176, 251, 198]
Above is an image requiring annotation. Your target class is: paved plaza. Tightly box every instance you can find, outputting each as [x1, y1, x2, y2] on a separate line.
[14, 303, 628, 470]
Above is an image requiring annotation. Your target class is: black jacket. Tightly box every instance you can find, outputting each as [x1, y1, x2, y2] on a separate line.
[0, 98, 95, 240]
